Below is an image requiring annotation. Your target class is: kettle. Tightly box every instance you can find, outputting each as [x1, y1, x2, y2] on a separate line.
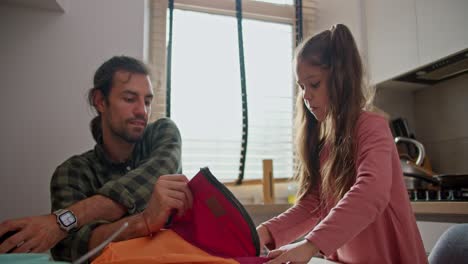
[395, 137, 439, 187]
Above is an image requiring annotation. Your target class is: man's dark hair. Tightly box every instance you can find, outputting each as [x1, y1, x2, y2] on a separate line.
[87, 56, 150, 142]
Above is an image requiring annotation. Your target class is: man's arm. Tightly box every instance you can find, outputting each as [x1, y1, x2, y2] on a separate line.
[0, 173, 192, 262]
[95, 118, 182, 214]
[0, 118, 183, 260]
[89, 174, 193, 259]
[52, 119, 183, 261]
[68, 195, 126, 227]
[0, 195, 125, 255]
[0, 159, 128, 257]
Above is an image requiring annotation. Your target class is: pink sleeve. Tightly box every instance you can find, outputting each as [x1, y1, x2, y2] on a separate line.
[305, 115, 394, 256]
[261, 189, 321, 248]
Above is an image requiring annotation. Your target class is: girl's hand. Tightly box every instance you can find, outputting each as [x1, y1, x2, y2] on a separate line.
[265, 240, 319, 264]
[256, 224, 273, 250]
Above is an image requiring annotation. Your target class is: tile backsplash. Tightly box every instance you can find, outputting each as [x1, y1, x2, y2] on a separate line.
[414, 74, 468, 174]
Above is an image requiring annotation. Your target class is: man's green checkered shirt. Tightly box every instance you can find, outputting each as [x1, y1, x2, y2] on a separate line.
[50, 118, 182, 262]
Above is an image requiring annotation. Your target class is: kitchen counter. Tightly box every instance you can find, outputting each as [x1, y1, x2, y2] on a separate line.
[244, 202, 468, 224]
[412, 201, 468, 222]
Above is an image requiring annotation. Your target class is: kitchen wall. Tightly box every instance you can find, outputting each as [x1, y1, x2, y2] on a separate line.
[0, 0, 147, 221]
[414, 74, 468, 174]
[374, 86, 416, 133]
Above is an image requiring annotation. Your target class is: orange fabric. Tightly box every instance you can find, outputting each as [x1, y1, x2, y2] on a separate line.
[92, 230, 239, 264]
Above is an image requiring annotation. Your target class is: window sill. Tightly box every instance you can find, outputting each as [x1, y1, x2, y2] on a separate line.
[222, 177, 292, 186]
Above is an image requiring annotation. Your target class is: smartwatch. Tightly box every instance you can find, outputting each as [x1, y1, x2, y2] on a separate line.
[53, 209, 78, 233]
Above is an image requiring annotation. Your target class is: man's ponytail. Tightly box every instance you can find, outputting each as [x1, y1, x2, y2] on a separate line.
[90, 116, 102, 143]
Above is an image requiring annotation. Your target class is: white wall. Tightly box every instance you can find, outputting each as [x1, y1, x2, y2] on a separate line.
[0, 0, 146, 221]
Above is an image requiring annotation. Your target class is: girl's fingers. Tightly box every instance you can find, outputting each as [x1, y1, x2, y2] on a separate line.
[267, 249, 284, 258]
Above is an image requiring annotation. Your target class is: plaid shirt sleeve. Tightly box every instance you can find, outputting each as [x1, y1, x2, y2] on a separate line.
[50, 158, 105, 262]
[49, 118, 182, 262]
[96, 118, 182, 214]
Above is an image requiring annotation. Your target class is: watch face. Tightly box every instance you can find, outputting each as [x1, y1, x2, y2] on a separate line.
[59, 211, 77, 227]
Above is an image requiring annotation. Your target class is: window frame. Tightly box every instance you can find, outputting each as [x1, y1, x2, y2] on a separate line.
[173, 0, 295, 25]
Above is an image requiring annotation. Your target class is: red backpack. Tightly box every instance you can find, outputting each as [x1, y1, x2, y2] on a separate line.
[171, 167, 268, 263]
[93, 168, 268, 264]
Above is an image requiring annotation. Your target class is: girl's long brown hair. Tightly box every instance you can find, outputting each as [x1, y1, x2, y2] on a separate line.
[293, 24, 374, 206]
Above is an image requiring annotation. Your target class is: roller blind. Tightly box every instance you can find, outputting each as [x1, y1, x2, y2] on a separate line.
[169, 9, 294, 181]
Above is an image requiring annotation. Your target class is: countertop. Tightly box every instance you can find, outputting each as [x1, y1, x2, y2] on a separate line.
[244, 202, 468, 223]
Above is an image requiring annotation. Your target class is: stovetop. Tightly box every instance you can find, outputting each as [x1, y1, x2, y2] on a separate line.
[408, 189, 468, 201]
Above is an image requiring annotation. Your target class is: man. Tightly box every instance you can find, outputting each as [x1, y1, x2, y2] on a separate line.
[0, 56, 193, 262]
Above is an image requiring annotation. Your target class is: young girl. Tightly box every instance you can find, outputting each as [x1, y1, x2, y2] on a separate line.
[256, 24, 427, 264]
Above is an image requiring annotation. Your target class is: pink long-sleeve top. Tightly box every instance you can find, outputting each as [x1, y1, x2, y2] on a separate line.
[262, 111, 427, 264]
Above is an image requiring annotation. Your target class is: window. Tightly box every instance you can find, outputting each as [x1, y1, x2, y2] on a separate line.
[167, 1, 295, 181]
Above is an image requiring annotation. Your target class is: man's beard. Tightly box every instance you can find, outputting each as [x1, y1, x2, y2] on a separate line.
[109, 122, 145, 143]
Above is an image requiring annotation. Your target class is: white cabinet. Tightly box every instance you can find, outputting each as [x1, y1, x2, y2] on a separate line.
[415, 0, 468, 65]
[365, 0, 468, 85]
[364, 0, 419, 84]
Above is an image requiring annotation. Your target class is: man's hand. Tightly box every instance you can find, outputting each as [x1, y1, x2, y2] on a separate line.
[142, 174, 193, 233]
[0, 214, 66, 253]
[265, 240, 319, 264]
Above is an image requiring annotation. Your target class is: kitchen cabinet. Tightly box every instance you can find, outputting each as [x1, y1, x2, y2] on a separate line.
[364, 0, 468, 85]
[364, 0, 419, 84]
[415, 0, 468, 65]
